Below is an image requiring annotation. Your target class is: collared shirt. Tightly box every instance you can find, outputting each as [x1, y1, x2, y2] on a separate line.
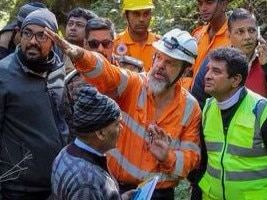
[113, 28, 160, 72]
[180, 21, 231, 90]
[192, 20, 231, 76]
[74, 138, 104, 157]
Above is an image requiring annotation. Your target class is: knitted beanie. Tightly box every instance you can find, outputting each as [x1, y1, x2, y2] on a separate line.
[21, 8, 58, 32]
[73, 86, 121, 134]
[17, 2, 47, 28]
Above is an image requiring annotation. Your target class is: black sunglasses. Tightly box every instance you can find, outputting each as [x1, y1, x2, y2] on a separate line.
[87, 39, 113, 49]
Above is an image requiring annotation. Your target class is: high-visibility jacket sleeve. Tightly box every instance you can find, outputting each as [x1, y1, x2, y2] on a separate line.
[74, 49, 201, 186]
[158, 100, 201, 178]
[74, 50, 123, 94]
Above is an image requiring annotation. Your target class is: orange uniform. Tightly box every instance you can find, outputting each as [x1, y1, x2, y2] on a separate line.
[192, 21, 231, 75]
[181, 21, 231, 89]
[113, 28, 160, 72]
[74, 51, 201, 189]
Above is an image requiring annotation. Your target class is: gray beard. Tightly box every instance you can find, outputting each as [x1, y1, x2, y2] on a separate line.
[148, 74, 168, 94]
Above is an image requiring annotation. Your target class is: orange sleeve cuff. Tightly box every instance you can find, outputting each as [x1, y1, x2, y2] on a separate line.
[74, 50, 97, 73]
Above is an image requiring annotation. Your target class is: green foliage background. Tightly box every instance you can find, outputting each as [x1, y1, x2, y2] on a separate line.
[0, 0, 266, 199]
[1, 0, 266, 36]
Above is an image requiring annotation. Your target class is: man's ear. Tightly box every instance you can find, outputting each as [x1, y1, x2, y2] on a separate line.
[221, 0, 229, 12]
[227, 29, 231, 39]
[95, 129, 106, 141]
[122, 12, 127, 19]
[83, 38, 88, 49]
[232, 74, 242, 88]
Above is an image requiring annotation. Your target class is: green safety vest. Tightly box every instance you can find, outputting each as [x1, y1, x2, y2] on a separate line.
[199, 90, 267, 200]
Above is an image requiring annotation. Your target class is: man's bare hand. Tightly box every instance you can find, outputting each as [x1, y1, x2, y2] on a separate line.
[121, 189, 137, 200]
[146, 123, 171, 162]
[257, 36, 267, 65]
[45, 27, 84, 61]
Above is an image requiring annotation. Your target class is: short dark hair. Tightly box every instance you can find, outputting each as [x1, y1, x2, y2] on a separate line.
[228, 8, 257, 32]
[85, 17, 116, 39]
[209, 47, 248, 86]
[67, 7, 98, 22]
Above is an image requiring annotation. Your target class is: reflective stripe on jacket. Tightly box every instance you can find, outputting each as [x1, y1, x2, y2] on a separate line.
[74, 51, 201, 189]
[200, 90, 267, 200]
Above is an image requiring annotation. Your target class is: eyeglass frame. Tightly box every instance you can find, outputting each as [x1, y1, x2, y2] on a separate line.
[21, 29, 49, 43]
[162, 37, 197, 59]
[87, 39, 113, 49]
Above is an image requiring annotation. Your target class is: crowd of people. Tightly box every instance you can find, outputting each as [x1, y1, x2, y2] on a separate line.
[0, 0, 267, 200]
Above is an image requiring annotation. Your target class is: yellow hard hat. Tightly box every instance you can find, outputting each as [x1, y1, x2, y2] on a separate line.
[122, 0, 154, 13]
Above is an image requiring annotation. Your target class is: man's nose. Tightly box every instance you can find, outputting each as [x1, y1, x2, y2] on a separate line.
[29, 34, 38, 43]
[139, 15, 145, 22]
[97, 43, 105, 52]
[244, 30, 252, 39]
[205, 70, 212, 80]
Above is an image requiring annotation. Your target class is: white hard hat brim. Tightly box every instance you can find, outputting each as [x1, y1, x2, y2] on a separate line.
[152, 40, 195, 65]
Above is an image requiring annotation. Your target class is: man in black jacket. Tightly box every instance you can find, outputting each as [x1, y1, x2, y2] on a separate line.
[0, 2, 46, 60]
[0, 8, 67, 200]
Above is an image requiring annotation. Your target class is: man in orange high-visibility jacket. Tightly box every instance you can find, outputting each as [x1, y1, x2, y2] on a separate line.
[46, 28, 201, 200]
[181, 0, 231, 90]
[113, 0, 160, 72]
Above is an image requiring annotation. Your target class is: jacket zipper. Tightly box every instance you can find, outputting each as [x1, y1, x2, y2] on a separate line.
[221, 126, 228, 200]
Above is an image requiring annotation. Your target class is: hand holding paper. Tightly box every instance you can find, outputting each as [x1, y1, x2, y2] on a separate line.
[132, 175, 160, 200]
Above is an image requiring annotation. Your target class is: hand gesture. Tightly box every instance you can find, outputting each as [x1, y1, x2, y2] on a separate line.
[256, 36, 267, 65]
[146, 123, 171, 162]
[45, 27, 84, 61]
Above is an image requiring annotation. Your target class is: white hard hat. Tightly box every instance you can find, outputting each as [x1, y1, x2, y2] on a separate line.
[152, 28, 197, 64]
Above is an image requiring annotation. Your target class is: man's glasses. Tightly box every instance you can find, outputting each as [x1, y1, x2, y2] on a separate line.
[87, 39, 113, 49]
[21, 30, 48, 43]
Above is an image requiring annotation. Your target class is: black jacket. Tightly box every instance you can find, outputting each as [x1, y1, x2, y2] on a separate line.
[0, 47, 67, 192]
